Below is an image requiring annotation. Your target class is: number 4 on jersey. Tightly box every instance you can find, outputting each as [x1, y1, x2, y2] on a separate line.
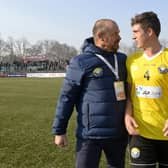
[144, 70, 150, 80]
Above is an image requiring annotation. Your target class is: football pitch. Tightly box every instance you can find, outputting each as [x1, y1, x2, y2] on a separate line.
[0, 78, 129, 168]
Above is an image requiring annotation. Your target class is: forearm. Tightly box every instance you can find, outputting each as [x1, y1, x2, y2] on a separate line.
[125, 83, 133, 116]
[125, 83, 139, 135]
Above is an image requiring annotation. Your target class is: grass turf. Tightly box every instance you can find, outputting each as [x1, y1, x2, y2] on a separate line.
[0, 78, 128, 168]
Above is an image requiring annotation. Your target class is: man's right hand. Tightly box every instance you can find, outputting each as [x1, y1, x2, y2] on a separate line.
[55, 134, 68, 147]
[125, 114, 139, 135]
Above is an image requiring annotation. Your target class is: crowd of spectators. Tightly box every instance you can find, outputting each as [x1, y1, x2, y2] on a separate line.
[0, 59, 69, 73]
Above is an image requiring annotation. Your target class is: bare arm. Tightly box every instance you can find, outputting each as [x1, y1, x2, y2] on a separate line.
[125, 83, 139, 135]
[163, 119, 168, 137]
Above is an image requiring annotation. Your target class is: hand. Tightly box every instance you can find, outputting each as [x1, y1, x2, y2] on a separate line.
[125, 114, 139, 135]
[54, 134, 68, 147]
[163, 119, 168, 137]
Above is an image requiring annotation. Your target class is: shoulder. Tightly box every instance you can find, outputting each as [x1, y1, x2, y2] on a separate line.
[117, 52, 127, 59]
[116, 52, 127, 64]
[69, 53, 97, 70]
[163, 48, 168, 54]
[70, 53, 94, 64]
[127, 51, 143, 60]
[126, 51, 143, 68]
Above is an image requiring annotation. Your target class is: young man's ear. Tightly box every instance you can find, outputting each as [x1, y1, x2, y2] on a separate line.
[147, 27, 154, 37]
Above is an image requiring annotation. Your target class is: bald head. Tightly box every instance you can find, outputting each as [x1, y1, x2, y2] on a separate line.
[92, 19, 121, 52]
[92, 19, 117, 37]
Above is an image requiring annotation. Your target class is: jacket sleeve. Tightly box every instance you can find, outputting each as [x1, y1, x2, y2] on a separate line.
[52, 56, 84, 135]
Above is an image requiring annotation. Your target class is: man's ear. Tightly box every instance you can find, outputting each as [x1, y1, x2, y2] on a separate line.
[147, 27, 153, 37]
[97, 32, 104, 41]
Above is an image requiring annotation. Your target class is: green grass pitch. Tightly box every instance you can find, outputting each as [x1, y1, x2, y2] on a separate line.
[0, 78, 129, 168]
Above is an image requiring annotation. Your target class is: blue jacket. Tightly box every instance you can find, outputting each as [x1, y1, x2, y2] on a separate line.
[52, 37, 127, 139]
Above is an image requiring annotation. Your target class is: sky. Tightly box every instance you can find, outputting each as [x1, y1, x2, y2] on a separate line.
[0, 0, 167, 50]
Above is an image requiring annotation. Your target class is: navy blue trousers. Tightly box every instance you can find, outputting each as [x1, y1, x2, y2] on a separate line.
[76, 138, 127, 168]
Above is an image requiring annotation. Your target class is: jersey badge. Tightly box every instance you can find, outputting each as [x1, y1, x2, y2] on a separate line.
[131, 147, 140, 159]
[158, 64, 168, 74]
[93, 67, 103, 77]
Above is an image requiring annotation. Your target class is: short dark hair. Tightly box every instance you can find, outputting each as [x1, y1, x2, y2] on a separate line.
[131, 11, 161, 37]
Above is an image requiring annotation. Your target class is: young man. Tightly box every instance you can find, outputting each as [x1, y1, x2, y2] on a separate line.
[125, 11, 168, 167]
[52, 19, 128, 168]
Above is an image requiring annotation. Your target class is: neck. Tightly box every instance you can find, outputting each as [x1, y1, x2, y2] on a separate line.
[96, 43, 115, 52]
[144, 40, 162, 57]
